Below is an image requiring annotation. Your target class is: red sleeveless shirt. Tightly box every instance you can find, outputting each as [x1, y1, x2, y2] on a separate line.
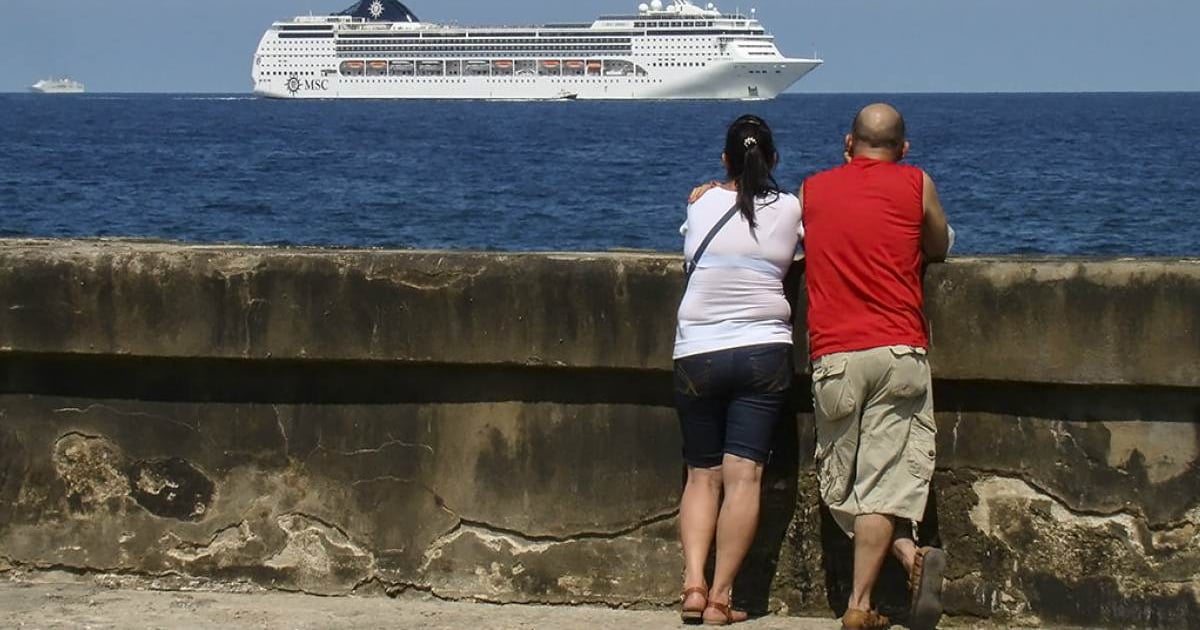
[802, 156, 928, 360]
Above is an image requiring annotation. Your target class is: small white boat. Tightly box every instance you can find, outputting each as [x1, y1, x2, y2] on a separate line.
[30, 78, 85, 94]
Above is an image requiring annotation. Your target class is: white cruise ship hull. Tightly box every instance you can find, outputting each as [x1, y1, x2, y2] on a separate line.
[30, 81, 85, 94]
[29, 87, 85, 94]
[254, 60, 820, 101]
[252, 1, 822, 102]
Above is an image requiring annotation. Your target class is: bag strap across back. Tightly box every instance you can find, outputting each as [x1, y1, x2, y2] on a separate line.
[683, 204, 740, 293]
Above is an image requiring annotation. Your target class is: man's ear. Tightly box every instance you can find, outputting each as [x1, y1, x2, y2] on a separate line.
[843, 134, 854, 163]
[900, 140, 911, 161]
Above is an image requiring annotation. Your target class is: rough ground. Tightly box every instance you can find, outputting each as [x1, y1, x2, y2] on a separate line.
[0, 574, 1069, 630]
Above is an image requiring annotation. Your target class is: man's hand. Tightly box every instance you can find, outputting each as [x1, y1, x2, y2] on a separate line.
[688, 181, 720, 204]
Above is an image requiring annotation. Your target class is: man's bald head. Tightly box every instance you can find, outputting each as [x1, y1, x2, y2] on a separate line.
[849, 103, 908, 159]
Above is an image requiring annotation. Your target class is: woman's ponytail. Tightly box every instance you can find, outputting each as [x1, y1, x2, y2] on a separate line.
[725, 116, 782, 231]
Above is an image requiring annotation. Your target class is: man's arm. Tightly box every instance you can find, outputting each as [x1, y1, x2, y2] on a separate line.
[921, 172, 951, 262]
[687, 181, 720, 204]
[797, 182, 806, 243]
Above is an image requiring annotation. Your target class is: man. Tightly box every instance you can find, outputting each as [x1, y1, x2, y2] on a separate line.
[802, 103, 952, 630]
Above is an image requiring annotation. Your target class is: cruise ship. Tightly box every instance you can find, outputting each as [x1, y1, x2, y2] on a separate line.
[253, 0, 822, 100]
[29, 78, 85, 94]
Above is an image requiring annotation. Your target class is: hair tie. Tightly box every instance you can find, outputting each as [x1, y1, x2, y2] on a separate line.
[743, 136, 758, 149]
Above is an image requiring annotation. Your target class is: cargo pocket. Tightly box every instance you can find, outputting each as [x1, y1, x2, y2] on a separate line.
[812, 358, 855, 423]
[815, 437, 854, 506]
[906, 413, 937, 481]
[812, 357, 857, 506]
[888, 346, 929, 399]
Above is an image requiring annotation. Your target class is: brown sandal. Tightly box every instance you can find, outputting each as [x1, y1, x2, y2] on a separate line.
[908, 547, 946, 630]
[680, 586, 708, 624]
[840, 608, 891, 630]
[702, 600, 748, 626]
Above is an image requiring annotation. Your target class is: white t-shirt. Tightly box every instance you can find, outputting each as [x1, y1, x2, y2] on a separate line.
[674, 188, 804, 359]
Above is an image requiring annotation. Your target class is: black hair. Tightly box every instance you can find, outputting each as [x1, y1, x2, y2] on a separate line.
[724, 114, 782, 229]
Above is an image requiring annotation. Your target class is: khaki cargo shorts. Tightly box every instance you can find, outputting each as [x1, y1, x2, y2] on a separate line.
[811, 345, 936, 536]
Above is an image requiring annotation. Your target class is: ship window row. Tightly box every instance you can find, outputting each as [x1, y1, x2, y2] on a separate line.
[338, 59, 649, 78]
[279, 33, 335, 39]
[633, 21, 714, 28]
[338, 45, 632, 53]
[647, 29, 765, 37]
[338, 37, 633, 45]
[337, 51, 635, 59]
[606, 14, 749, 21]
[340, 30, 632, 39]
[339, 32, 420, 39]
[279, 24, 334, 31]
[338, 32, 634, 40]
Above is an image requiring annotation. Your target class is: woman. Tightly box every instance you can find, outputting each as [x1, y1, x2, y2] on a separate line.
[674, 115, 803, 625]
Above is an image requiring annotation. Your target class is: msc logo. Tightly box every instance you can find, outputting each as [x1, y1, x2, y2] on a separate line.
[286, 75, 331, 96]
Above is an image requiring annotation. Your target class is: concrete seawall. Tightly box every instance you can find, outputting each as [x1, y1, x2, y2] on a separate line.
[0, 239, 1196, 628]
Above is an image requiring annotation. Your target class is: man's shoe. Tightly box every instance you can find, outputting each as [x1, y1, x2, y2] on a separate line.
[840, 608, 891, 630]
[908, 547, 947, 630]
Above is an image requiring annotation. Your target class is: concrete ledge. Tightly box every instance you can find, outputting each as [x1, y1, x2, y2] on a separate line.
[0, 240, 1197, 386]
[0, 240, 1197, 628]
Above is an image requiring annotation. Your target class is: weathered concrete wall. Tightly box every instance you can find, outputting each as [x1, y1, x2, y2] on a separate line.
[0, 240, 1196, 627]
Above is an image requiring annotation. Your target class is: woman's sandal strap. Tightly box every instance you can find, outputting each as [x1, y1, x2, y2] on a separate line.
[707, 601, 732, 622]
[682, 586, 709, 600]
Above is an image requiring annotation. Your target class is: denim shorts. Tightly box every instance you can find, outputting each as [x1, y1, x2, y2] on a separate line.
[673, 343, 793, 468]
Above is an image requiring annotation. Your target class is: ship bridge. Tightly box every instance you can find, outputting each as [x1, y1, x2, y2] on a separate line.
[339, 0, 419, 23]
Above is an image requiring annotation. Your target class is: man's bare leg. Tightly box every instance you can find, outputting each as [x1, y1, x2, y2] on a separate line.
[848, 514, 895, 612]
[892, 529, 918, 573]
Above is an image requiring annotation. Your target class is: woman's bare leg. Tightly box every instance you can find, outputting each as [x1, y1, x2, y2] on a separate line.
[705, 454, 762, 622]
[680, 465, 723, 609]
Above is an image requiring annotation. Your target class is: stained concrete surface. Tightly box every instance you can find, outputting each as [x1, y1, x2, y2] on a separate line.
[0, 242, 1197, 628]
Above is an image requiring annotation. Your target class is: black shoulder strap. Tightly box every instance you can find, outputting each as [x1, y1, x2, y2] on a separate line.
[683, 204, 740, 290]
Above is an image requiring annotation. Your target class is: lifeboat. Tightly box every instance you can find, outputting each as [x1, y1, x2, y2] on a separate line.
[369, 61, 387, 69]
[542, 60, 560, 67]
[494, 60, 513, 68]
[566, 60, 584, 68]
[587, 61, 602, 69]
[346, 61, 364, 68]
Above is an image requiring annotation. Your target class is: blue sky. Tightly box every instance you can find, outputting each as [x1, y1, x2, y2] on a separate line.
[2, 0, 1196, 93]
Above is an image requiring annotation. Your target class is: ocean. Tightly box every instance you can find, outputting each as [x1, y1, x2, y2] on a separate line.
[1, 92, 1197, 256]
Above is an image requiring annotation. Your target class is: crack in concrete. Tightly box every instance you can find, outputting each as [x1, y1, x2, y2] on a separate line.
[2, 559, 185, 581]
[53, 405, 202, 438]
[323, 435, 436, 458]
[417, 506, 679, 575]
[165, 521, 256, 562]
[367, 265, 489, 292]
[350, 475, 417, 488]
[456, 507, 680, 544]
[958, 466, 1161, 524]
[271, 405, 289, 457]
